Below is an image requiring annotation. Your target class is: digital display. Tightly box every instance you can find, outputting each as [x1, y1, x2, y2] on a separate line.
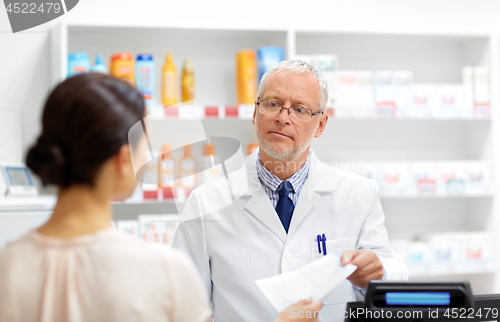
[386, 292, 451, 306]
[6, 167, 32, 186]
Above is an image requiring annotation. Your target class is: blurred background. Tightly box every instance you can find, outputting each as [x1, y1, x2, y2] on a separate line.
[1, 0, 500, 294]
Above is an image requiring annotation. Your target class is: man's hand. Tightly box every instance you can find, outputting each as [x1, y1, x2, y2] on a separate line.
[340, 250, 384, 288]
[275, 299, 323, 322]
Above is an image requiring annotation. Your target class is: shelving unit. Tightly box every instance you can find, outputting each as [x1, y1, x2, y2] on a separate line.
[48, 21, 500, 294]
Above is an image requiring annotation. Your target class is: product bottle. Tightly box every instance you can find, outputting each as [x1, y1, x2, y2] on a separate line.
[110, 53, 134, 85]
[179, 145, 196, 189]
[91, 53, 108, 74]
[198, 144, 221, 186]
[247, 142, 259, 156]
[236, 50, 257, 105]
[159, 144, 176, 199]
[161, 52, 178, 107]
[181, 59, 195, 103]
[67, 52, 90, 78]
[136, 54, 155, 106]
[142, 150, 159, 200]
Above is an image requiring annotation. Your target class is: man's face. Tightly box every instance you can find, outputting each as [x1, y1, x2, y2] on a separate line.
[253, 71, 328, 162]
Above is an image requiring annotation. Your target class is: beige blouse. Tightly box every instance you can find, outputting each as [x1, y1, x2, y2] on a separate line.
[0, 228, 211, 322]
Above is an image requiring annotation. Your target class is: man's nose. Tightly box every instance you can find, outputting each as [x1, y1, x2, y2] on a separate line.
[275, 107, 291, 124]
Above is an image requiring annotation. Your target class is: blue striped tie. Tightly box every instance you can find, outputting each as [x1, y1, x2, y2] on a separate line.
[275, 181, 295, 233]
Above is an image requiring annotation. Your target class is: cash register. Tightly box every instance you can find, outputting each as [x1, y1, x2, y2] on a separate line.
[346, 281, 499, 322]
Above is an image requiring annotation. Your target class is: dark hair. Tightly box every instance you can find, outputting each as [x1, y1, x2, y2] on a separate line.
[26, 73, 145, 188]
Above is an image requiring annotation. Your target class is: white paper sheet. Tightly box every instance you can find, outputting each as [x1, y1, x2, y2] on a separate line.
[255, 253, 357, 312]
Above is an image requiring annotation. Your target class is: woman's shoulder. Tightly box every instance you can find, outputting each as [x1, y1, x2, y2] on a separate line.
[94, 229, 193, 266]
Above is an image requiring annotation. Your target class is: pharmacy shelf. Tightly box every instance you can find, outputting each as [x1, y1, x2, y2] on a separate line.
[146, 105, 493, 121]
[113, 193, 495, 220]
[46, 23, 500, 293]
[0, 196, 56, 213]
[111, 200, 180, 221]
[379, 194, 494, 199]
[409, 266, 496, 277]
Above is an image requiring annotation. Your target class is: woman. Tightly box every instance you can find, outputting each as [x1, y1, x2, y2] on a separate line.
[0, 73, 322, 322]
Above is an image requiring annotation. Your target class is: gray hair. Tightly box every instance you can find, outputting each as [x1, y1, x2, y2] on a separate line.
[257, 59, 329, 110]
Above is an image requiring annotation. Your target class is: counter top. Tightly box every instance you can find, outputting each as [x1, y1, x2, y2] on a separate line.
[0, 196, 57, 213]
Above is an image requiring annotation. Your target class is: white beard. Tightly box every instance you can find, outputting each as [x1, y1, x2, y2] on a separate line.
[256, 122, 318, 162]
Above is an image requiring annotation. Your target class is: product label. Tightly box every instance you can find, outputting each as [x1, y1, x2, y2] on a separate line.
[180, 175, 195, 188]
[179, 105, 201, 119]
[160, 159, 176, 185]
[163, 71, 177, 102]
[239, 105, 255, 119]
[73, 66, 85, 73]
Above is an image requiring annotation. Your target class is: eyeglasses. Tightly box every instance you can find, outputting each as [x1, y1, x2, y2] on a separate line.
[256, 98, 324, 122]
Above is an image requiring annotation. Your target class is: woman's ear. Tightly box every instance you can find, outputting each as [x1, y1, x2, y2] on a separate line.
[115, 144, 132, 177]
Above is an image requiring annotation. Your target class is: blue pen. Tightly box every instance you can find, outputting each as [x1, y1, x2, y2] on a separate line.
[322, 234, 327, 255]
[316, 235, 322, 253]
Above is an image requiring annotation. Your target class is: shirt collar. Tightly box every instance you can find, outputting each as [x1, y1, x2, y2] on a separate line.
[256, 150, 312, 192]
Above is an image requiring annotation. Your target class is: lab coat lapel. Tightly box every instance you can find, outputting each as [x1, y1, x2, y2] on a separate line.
[244, 186, 287, 243]
[287, 180, 320, 236]
[242, 149, 287, 243]
[287, 151, 333, 235]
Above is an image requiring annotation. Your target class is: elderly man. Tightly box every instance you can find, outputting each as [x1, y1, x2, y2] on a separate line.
[172, 60, 408, 322]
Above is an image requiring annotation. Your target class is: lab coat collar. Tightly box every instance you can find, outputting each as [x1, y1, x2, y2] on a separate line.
[242, 148, 331, 241]
[243, 148, 336, 194]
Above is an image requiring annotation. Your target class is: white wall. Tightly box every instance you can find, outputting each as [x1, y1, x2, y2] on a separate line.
[3, 0, 500, 162]
[0, 9, 51, 163]
[64, 0, 500, 34]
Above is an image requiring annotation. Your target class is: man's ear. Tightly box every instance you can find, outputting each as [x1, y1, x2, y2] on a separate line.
[314, 114, 329, 138]
[252, 102, 257, 125]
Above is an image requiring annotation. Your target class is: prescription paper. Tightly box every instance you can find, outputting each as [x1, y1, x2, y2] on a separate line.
[255, 254, 357, 312]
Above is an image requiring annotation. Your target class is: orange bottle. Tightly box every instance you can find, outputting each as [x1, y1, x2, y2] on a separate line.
[179, 145, 196, 189]
[110, 53, 134, 85]
[159, 144, 176, 187]
[181, 59, 195, 103]
[159, 144, 176, 199]
[161, 52, 178, 107]
[247, 142, 259, 156]
[236, 50, 257, 105]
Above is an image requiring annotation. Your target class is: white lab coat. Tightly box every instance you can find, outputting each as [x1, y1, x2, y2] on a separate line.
[172, 149, 408, 322]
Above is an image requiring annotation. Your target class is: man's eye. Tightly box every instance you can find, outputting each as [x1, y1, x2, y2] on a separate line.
[294, 107, 306, 113]
[269, 102, 279, 108]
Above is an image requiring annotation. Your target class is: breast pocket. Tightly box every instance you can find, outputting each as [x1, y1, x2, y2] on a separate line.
[311, 237, 358, 305]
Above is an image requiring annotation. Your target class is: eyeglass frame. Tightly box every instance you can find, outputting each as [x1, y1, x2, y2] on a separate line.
[256, 98, 325, 121]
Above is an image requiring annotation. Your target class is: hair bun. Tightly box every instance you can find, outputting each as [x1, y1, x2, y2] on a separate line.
[26, 135, 70, 186]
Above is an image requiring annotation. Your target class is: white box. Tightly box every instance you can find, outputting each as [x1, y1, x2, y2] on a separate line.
[473, 67, 490, 104]
[465, 161, 492, 195]
[408, 85, 438, 118]
[296, 55, 339, 109]
[437, 162, 466, 196]
[411, 163, 439, 196]
[138, 214, 180, 247]
[473, 67, 491, 117]
[393, 71, 413, 117]
[462, 66, 475, 113]
[376, 162, 413, 197]
[435, 85, 470, 119]
[374, 71, 396, 117]
[116, 220, 139, 238]
[406, 241, 432, 275]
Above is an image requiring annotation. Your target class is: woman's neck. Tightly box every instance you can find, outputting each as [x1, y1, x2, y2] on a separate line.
[37, 185, 113, 238]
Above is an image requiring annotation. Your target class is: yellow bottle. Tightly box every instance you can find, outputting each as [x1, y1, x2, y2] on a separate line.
[181, 59, 195, 104]
[159, 144, 176, 188]
[161, 52, 178, 107]
[236, 50, 257, 105]
[179, 145, 196, 189]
